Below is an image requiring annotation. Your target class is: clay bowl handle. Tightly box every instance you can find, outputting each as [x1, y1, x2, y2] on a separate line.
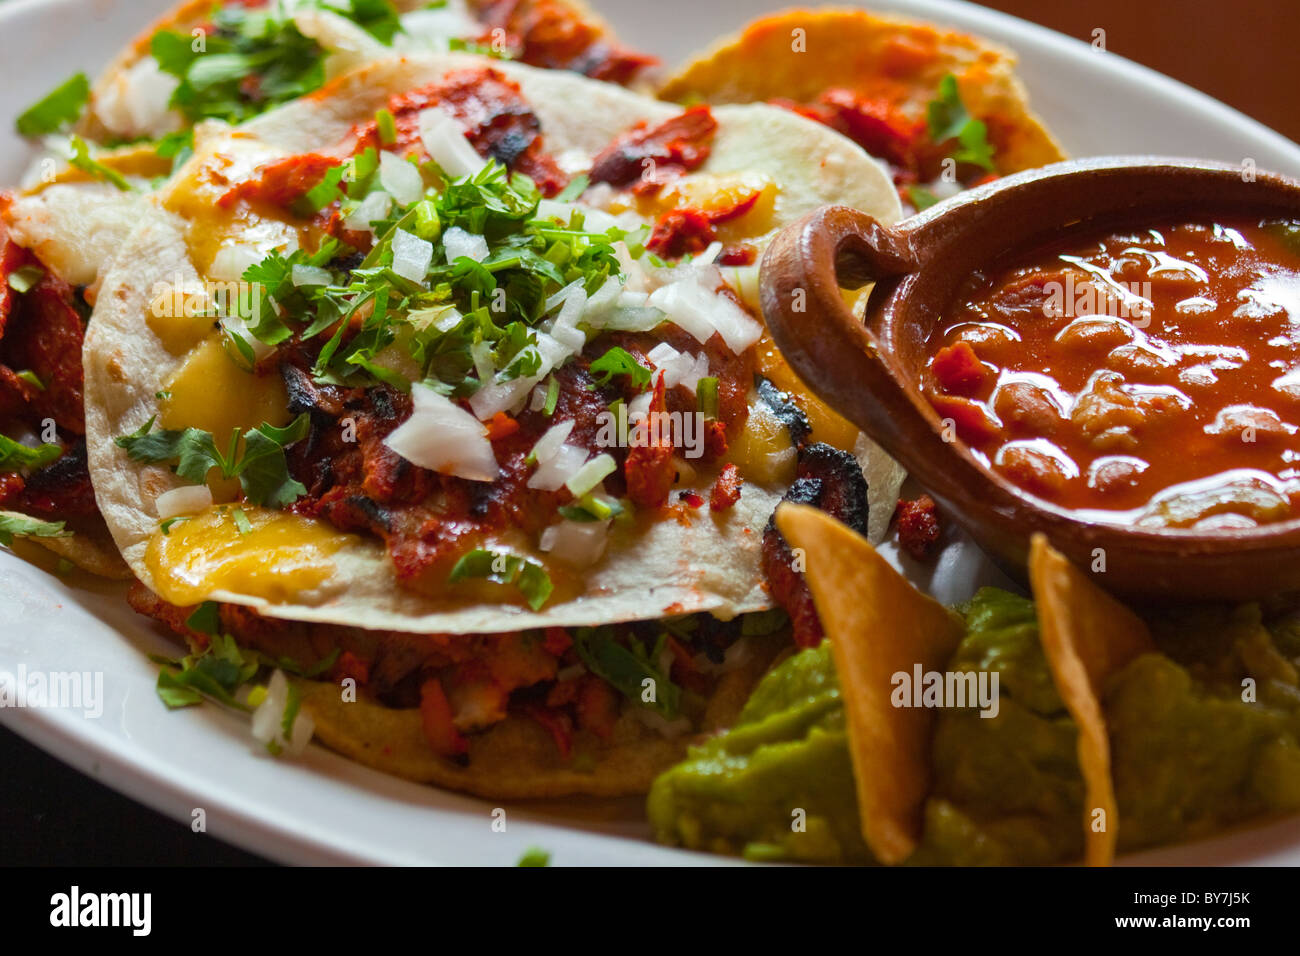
[759, 204, 982, 489]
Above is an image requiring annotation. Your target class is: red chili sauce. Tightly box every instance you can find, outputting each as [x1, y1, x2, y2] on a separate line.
[924, 215, 1300, 530]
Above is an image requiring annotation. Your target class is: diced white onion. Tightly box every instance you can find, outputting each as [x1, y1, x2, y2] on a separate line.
[417, 106, 487, 179]
[551, 322, 585, 353]
[530, 419, 575, 463]
[581, 277, 621, 323]
[536, 199, 575, 223]
[394, 3, 479, 52]
[628, 391, 653, 421]
[697, 241, 724, 266]
[721, 636, 754, 673]
[647, 343, 711, 392]
[220, 313, 277, 364]
[291, 264, 332, 287]
[250, 670, 285, 745]
[545, 279, 585, 312]
[208, 243, 264, 282]
[613, 241, 650, 293]
[344, 190, 392, 233]
[384, 383, 499, 482]
[155, 485, 212, 519]
[94, 56, 180, 139]
[647, 275, 763, 353]
[539, 518, 610, 568]
[391, 227, 433, 283]
[470, 338, 495, 385]
[379, 151, 425, 206]
[470, 332, 570, 420]
[632, 705, 692, 739]
[564, 453, 616, 497]
[527, 441, 588, 491]
[250, 669, 316, 756]
[443, 225, 489, 263]
[727, 265, 761, 310]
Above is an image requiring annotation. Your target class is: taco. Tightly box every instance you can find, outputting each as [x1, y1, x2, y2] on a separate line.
[1, 0, 655, 580]
[660, 7, 1064, 207]
[650, 509, 1300, 864]
[83, 53, 900, 793]
[0, 197, 130, 578]
[74, 0, 654, 145]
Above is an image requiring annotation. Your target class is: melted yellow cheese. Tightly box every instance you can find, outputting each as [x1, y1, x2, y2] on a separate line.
[729, 400, 798, 486]
[159, 333, 290, 438]
[754, 331, 860, 452]
[162, 132, 307, 278]
[145, 507, 353, 606]
[27, 142, 173, 194]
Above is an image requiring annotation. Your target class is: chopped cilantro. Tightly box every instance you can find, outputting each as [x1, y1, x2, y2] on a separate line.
[7, 265, 44, 294]
[589, 346, 652, 388]
[0, 511, 70, 547]
[543, 375, 560, 415]
[517, 847, 551, 867]
[230, 505, 253, 535]
[15, 72, 89, 136]
[571, 626, 682, 719]
[185, 601, 222, 636]
[154, 129, 195, 172]
[115, 413, 310, 508]
[150, 5, 325, 125]
[906, 185, 941, 211]
[375, 107, 397, 146]
[14, 370, 44, 391]
[695, 376, 719, 419]
[925, 74, 996, 172]
[68, 135, 131, 191]
[449, 548, 554, 610]
[155, 632, 259, 710]
[741, 607, 789, 636]
[0, 435, 61, 471]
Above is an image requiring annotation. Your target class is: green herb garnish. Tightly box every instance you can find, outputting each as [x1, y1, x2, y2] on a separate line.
[115, 413, 310, 508]
[926, 74, 996, 172]
[448, 548, 554, 610]
[15, 72, 89, 136]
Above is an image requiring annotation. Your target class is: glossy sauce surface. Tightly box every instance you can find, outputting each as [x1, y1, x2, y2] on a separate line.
[926, 215, 1300, 529]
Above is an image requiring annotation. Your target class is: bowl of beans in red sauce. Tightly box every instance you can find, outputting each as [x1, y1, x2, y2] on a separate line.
[761, 157, 1300, 600]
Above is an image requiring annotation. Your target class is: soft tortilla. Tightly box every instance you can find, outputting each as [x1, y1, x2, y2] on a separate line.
[774, 502, 964, 863]
[295, 631, 784, 798]
[659, 7, 1064, 176]
[1028, 533, 1154, 867]
[80, 0, 645, 142]
[84, 53, 900, 635]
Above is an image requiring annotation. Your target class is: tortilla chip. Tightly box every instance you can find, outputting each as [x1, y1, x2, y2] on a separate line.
[659, 7, 1064, 175]
[1028, 534, 1154, 866]
[295, 632, 783, 799]
[774, 502, 963, 863]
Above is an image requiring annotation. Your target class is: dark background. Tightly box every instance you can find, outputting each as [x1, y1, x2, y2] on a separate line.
[4, 0, 1297, 867]
[981, 0, 1300, 143]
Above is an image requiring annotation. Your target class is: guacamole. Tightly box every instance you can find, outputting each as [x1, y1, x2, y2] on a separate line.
[648, 588, 1300, 864]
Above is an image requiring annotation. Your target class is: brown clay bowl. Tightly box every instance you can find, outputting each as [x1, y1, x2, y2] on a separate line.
[760, 157, 1300, 602]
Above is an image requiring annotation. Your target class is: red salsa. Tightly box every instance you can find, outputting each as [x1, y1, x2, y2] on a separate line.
[925, 214, 1300, 530]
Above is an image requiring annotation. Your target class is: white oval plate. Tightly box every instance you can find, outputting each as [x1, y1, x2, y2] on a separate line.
[2, 0, 1299, 865]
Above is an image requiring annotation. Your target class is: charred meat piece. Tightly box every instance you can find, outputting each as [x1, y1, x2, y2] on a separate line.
[589, 105, 716, 190]
[348, 67, 569, 196]
[762, 442, 870, 647]
[896, 494, 942, 560]
[469, 0, 656, 84]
